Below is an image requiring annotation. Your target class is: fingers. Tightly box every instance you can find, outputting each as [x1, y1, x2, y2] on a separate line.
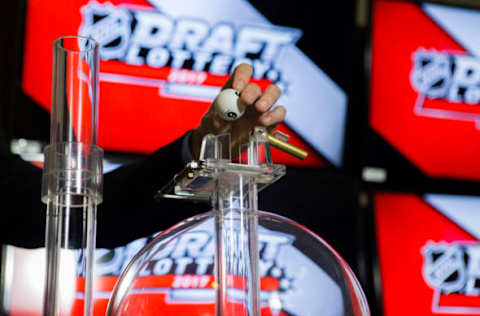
[240, 83, 262, 105]
[224, 63, 282, 112]
[220, 63, 285, 129]
[239, 83, 282, 116]
[222, 63, 253, 91]
[194, 63, 286, 159]
[259, 105, 286, 127]
[255, 84, 281, 112]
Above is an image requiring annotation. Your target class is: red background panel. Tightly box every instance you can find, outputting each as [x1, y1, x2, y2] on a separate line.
[21, 0, 326, 167]
[374, 193, 478, 316]
[370, 0, 480, 180]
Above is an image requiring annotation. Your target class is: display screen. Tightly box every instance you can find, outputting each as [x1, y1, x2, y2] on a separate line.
[367, 0, 480, 181]
[374, 192, 480, 315]
[20, 0, 349, 168]
[2, 220, 346, 316]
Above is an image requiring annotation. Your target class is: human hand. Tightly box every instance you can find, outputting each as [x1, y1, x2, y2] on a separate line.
[190, 63, 286, 159]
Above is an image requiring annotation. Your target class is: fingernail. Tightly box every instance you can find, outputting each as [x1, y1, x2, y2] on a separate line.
[243, 91, 255, 104]
[234, 79, 246, 91]
[262, 115, 272, 125]
[257, 100, 267, 111]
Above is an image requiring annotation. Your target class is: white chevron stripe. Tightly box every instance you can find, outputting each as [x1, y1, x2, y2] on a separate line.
[144, 0, 348, 166]
[423, 3, 480, 57]
[425, 193, 480, 240]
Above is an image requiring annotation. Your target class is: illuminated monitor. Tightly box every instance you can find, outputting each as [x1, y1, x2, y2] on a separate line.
[369, 191, 480, 316]
[364, 0, 480, 183]
[16, 0, 352, 168]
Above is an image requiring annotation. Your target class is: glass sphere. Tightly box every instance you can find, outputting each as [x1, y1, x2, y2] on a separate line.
[107, 210, 370, 316]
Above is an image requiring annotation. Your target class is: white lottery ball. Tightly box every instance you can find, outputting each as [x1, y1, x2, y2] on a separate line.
[213, 88, 246, 121]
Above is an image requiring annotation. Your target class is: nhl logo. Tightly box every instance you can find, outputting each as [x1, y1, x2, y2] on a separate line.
[411, 49, 452, 99]
[79, 1, 131, 60]
[422, 242, 466, 294]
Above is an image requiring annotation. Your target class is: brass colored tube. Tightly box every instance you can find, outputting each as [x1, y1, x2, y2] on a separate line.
[263, 132, 308, 160]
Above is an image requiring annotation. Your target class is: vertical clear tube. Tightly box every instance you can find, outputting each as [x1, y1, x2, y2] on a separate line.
[214, 132, 266, 316]
[41, 36, 102, 316]
[215, 175, 260, 316]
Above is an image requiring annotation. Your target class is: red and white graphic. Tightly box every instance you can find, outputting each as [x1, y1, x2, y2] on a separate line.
[370, 0, 480, 180]
[22, 0, 348, 167]
[422, 241, 480, 313]
[411, 49, 480, 126]
[375, 192, 480, 315]
[3, 221, 344, 316]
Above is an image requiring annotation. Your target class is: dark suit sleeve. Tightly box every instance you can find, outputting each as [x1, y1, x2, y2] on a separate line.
[0, 134, 208, 249]
[97, 134, 208, 248]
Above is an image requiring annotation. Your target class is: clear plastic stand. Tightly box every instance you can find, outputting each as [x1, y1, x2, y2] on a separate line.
[106, 127, 370, 316]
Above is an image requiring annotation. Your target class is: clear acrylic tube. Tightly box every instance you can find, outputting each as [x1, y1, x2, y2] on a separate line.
[41, 36, 102, 316]
[104, 126, 370, 315]
[215, 176, 260, 316]
[213, 131, 269, 316]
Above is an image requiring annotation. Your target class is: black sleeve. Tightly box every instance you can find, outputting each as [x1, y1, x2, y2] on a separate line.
[97, 134, 209, 248]
[0, 134, 209, 249]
